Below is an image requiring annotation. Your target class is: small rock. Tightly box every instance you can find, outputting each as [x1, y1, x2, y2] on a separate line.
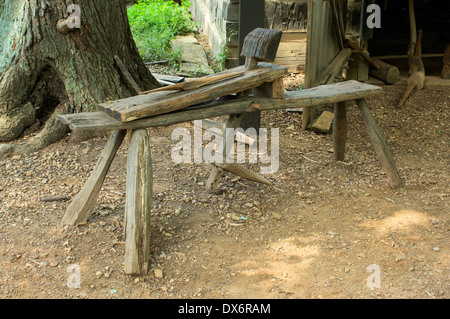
[327, 230, 338, 237]
[432, 246, 440, 251]
[49, 261, 59, 267]
[271, 212, 281, 220]
[154, 269, 164, 279]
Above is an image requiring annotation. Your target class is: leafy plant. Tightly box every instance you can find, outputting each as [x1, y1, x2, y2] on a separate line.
[127, 0, 195, 66]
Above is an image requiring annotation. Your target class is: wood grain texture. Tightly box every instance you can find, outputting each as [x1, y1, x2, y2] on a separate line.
[124, 129, 152, 275]
[98, 63, 287, 122]
[240, 28, 283, 62]
[355, 99, 403, 189]
[59, 81, 383, 131]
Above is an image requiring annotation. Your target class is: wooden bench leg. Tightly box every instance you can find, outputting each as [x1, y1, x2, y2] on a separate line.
[355, 99, 403, 189]
[62, 129, 127, 225]
[124, 129, 152, 275]
[206, 113, 243, 189]
[333, 101, 347, 161]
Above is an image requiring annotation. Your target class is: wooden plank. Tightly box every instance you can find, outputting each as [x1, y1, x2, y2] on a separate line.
[310, 110, 334, 133]
[355, 99, 403, 189]
[313, 48, 352, 86]
[98, 63, 287, 123]
[114, 56, 142, 95]
[61, 130, 127, 225]
[139, 71, 244, 94]
[59, 81, 383, 131]
[124, 129, 152, 275]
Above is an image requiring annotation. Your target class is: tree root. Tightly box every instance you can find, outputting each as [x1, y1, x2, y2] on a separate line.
[0, 103, 69, 158]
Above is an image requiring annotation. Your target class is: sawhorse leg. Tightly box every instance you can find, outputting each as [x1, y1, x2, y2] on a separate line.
[332, 98, 403, 189]
[62, 129, 127, 225]
[205, 114, 272, 189]
[355, 99, 403, 189]
[206, 114, 243, 189]
[124, 129, 152, 275]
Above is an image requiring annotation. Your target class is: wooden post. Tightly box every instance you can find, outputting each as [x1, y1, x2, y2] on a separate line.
[206, 113, 243, 190]
[124, 129, 152, 275]
[355, 99, 403, 189]
[62, 129, 126, 225]
[441, 44, 450, 79]
[239, 28, 283, 131]
[332, 101, 347, 161]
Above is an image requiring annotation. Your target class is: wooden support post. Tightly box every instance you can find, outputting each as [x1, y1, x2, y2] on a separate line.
[239, 28, 283, 131]
[332, 101, 347, 161]
[62, 129, 126, 225]
[441, 44, 450, 79]
[355, 99, 403, 189]
[124, 129, 152, 275]
[206, 114, 243, 189]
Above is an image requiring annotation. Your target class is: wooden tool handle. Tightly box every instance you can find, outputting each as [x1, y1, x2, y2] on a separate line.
[345, 39, 380, 70]
[397, 82, 416, 107]
[413, 30, 423, 56]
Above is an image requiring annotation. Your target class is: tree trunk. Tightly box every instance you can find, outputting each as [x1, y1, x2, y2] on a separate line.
[0, 0, 159, 154]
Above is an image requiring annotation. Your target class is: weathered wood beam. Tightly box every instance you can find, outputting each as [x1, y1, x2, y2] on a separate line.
[124, 129, 152, 275]
[61, 130, 127, 225]
[355, 99, 403, 189]
[239, 28, 283, 131]
[332, 101, 347, 161]
[60, 81, 383, 132]
[99, 63, 287, 123]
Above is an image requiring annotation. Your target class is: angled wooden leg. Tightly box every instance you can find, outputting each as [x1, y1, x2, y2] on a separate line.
[206, 113, 243, 189]
[333, 101, 347, 161]
[62, 129, 127, 225]
[355, 99, 403, 189]
[124, 129, 152, 275]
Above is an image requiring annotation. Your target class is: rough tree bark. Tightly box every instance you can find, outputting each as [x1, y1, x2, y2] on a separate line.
[0, 0, 159, 156]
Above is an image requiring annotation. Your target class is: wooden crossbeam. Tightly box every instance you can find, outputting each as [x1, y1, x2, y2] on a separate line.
[59, 81, 383, 131]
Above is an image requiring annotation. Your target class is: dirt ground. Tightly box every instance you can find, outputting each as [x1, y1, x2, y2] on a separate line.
[0, 73, 449, 299]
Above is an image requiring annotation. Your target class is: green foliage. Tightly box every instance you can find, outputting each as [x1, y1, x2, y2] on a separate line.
[127, 0, 195, 66]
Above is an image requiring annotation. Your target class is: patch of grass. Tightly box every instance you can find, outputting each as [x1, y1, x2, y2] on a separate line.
[127, 0, 195, 67]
